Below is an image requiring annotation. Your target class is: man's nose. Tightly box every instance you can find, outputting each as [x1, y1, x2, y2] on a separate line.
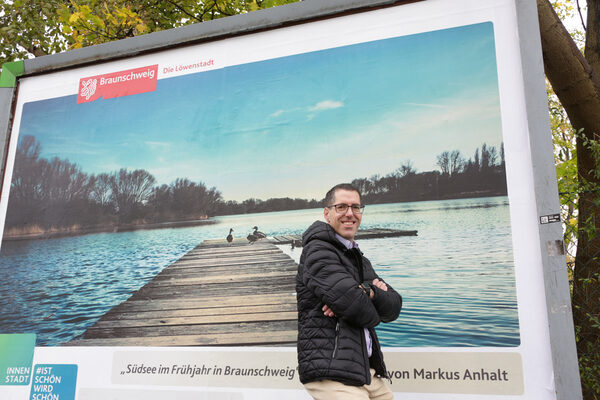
[343, 206, 354, 216]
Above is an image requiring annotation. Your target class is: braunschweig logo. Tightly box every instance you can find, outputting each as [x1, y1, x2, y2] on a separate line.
[80, 79, 97, 101]
[77, 65, 158, 104]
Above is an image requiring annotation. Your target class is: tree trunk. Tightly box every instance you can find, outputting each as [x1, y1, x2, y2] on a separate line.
[538, 1, 600, 399]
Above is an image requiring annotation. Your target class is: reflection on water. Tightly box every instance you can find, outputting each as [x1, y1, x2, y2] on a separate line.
[0, 197, 519, 347]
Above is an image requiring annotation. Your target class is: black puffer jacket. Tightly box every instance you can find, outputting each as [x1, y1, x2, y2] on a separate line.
[296, 221, 402, 386]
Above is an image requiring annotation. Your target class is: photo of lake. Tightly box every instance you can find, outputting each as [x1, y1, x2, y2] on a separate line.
[0, 196, 518, 347]
[0, 21, 519, 348]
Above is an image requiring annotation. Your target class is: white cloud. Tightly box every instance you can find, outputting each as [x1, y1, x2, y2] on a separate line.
[308, 100, 344, 112]
[401, 102, 449, 109]
[269, 101, 344, 120]
[145, 141, 171, 149]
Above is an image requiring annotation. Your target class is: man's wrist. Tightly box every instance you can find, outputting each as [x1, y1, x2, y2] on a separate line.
[360, 282, 374, 299]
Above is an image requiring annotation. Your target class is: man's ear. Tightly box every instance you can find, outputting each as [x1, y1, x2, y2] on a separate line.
[324, 207, 330, 223]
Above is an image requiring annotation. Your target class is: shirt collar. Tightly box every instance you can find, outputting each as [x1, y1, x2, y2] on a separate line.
[335, 233, 359, 250]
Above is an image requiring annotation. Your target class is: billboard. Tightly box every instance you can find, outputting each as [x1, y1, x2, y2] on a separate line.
[0, 0, 579, 399]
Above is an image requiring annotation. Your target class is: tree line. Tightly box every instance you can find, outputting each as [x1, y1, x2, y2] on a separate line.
[4, 136, 506, 234]
[3, 135, 321, 233]
[352, 143, 507, 204]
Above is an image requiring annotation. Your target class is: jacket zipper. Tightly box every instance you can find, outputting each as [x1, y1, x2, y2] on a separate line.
[369, 328, 392, 384]
[332, 321, 340, 359]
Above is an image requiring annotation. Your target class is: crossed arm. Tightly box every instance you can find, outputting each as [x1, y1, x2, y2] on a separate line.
[322, 278, 388, 317]
[303, 243, 401, 327]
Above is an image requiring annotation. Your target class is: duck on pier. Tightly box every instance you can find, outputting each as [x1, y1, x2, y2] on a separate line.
[247, 232, 258, 245]
[252, 226, 267, 239]
[226, 228, 234, 245]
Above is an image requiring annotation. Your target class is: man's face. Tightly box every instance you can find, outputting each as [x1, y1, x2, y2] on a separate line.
[324, 189, 362, 241]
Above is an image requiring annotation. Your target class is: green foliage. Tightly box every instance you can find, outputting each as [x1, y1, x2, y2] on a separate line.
[0, 0, 301, 65]
[550, 0, 586, 46]
[550, 76, 600, 398]
[577, 133, 600, 244]
[548, 81, 579, 258]
[59, 1, 150, 49]
[552, 1, 576, 19]
[546, 3, 600, 397]
[574, 270, 600, 400]
[575, 135, 600, 400]
[580, 134, 600, 181]
[0, 0, 68, 63]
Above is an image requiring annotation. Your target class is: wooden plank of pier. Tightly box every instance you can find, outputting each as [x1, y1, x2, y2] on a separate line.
[69, 240, 298, 347]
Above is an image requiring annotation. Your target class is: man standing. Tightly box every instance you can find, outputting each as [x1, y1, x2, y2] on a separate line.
[296, 183, 402, 399]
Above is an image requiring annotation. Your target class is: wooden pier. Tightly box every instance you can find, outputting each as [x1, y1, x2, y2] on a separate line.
[69, 228, 415, 346]
[69, 240, 298, 346]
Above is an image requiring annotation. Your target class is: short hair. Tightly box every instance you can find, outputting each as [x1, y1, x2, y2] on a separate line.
[324, 183, 362, 206]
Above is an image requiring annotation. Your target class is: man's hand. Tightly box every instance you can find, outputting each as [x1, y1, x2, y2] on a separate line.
[372, 278, 388, 291]
[358, 279, 388, 299]
[322, 304, 336, 317]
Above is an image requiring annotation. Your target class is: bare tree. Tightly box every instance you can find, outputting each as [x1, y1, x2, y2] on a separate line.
[42, 157, 91, 203]
[109, 168, 156, 222]
[89, 173, 113, 207]
[449, 150, 465, 177]
[480, 143, 490, 170]
[396, 160, 416, 177]
[10, 135, 43, 203]
[436, 151, 451, 175]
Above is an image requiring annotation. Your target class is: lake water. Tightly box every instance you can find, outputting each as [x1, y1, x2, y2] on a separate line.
[0, 197, 519, 347]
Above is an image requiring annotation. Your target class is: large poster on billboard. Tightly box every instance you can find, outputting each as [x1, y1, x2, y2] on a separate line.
[0, 0, 559, 399]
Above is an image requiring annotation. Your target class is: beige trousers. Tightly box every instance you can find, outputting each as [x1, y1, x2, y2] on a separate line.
[303, 369, 394, 400]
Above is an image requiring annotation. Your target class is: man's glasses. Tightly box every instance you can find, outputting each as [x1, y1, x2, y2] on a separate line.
[327, 203, 365, 214]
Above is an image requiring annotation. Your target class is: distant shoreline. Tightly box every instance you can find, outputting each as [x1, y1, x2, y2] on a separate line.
[2, 194, 508, 242]
[2, 219, 218, 242]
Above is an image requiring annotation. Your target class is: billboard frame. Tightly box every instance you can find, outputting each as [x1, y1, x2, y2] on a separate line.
[0, 0, 582, 399]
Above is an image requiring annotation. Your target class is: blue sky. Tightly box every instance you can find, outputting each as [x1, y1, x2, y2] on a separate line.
[19, 22, 502, 202]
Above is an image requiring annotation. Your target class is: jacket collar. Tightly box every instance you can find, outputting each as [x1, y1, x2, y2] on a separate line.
[335, 233, 359, 250]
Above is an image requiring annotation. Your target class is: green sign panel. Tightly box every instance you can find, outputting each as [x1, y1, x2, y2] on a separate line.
[0, 334, 36, 385]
